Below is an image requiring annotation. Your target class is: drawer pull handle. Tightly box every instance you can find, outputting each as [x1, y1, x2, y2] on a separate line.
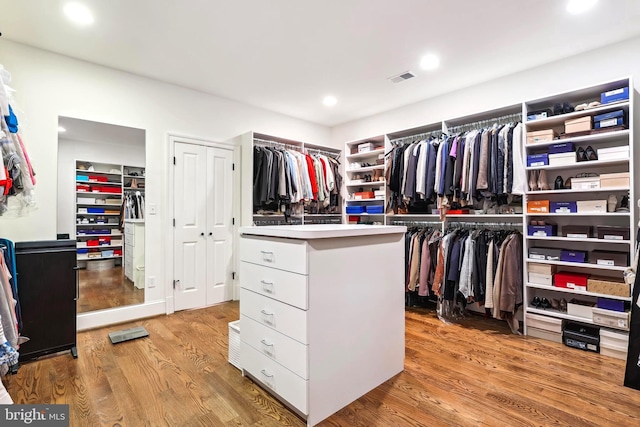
[260, 250, 274, 262]
[260, 280, 274, 292]
[261, 369, 274, 378]
[260, 309, 274, 316]
[260, 339, 274, 347]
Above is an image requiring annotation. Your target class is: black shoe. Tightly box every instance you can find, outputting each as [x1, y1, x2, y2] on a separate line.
[554, 175, 565, 190]
[563, 102, 575, 114]
[531, 296, 541, 308]
[576, 147, 587, 162]
[540, 298, 551, 309]
[584, 145, 597, 161]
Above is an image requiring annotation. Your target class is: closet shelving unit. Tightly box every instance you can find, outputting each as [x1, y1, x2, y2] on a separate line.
[75, 160, 123, 265]
[522, 78, 635, 346]
[123, 165, 145, 196]
[236, 131, 343, 227]
[344, 135, 386, 224]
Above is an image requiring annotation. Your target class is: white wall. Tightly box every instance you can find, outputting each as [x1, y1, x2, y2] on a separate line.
[332, 35, 640, 143]
[0, 40, 330, 329]
[57, 136, 145, 236]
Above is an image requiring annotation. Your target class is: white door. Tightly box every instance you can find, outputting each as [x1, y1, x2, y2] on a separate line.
[206, 146, 234, 305]
[174, 140, 235, 311]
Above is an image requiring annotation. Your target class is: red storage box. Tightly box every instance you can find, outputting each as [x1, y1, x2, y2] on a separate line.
[100, 186, 122, 194]
[555, 272, 590, 290]
[114, 249, 123, 256]
[76, 184, 90, 192]
[88, 175, 108, 182]
[86, 240, 99, 247]
[99, 237, 111, 245]
[354, 191, 375, 200]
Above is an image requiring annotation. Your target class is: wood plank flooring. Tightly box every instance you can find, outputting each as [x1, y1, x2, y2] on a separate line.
[4, 302, 640, 426]
[78, 266, 144, 313]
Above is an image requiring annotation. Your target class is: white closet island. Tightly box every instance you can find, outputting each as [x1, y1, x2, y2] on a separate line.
[238, 224, 406, 426]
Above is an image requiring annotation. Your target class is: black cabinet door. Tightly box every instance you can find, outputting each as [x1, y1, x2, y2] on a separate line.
[16, 242, 77, 360]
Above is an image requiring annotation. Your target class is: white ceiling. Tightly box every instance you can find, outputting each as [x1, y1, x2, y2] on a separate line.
[2, 0, 640, 127]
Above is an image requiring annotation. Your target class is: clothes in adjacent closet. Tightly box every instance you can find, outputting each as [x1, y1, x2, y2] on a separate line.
[123, 191, 145, 220]
[386, 122, 525, 218]
[253, 145, 342, 216]
[0, 64, 37, 216]
[0, 240, 21, 375]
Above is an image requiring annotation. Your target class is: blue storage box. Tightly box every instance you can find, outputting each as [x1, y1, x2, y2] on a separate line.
[87, 207, 105, 214]
[550, 201, 577, 213]
[76, 175, 89, 181]
[101, 250, 115, 258]
[596, 298, 625, 312]
[549, 142, 574, 154]
[560, 249, 587, 263]
[346, 206, 365, 214]
[594, 110, 625, 129]
[601, 87, 629, 104]
[77, 248, 88, 254]
[366, 205, 384, 214]
[527, 225, 557, 237]
[527, 153, 548, 167]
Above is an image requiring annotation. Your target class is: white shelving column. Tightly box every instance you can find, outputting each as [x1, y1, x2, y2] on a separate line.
[522, 78, 634, 348]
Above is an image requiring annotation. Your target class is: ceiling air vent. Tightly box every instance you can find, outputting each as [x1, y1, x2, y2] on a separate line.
[388, 71, 415, 83]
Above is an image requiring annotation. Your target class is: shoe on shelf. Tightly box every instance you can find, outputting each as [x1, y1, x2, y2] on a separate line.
[563, 102, 575, 114]
[617, 195, 630, 213]
[528, 170, 539, 191]
[553, 103, 564, 116]
[576, 147, 587, 162]
[587, 101, 601, 109]
[575, 103, 588, 111]
[564, 177, 572, 189]
[540, 298, 551, 309]
[554, 175, 565, 190]
[538, 169, 551, 191]
[584, 145, 597, 161]
[608, 195, 618, 213]
[559, 298, 567, 312]
[531, 296, 541, 308]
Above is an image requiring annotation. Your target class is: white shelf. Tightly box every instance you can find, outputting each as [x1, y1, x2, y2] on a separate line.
[75, 169, 121, 176]
[386, 214, 441, 218]
[524, 101, 629, 127]
[123, 187, 145, 191]
[525, 235, 631, 245]
[526, 258, 627, 272]
[346, 181, 385, 188]
[77, 213, 120, 216]
[76, 223, 119, 227]
[347, 197, 385, 202]
[445, 213, 523, 219]
[346, 150, 385, 161]
[77, 255, 123, 261]
[123, 175, 145, 179]
[526, 186, 629, 195]
[524, 129, 630, 150]
[76, 233, 122, 238]
[346, 165, 385, 173]
[526, 282, 632, 301]
[526, 306, 594, 324]
[526, 212, 629, 217]
[76, 191, 123, 197]
[76, 203, 122, 207]
[77, 244, 122, 249]
[526, 158, 628, 171]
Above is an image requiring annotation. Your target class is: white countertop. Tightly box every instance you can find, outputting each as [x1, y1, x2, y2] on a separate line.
[239, 224, 407, 239]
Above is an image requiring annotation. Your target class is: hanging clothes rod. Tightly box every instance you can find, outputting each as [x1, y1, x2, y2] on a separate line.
[446, 112, 523, 135]
[254, 138, 301, 151]
[306, 147, 341, 158]
[390, 130, 443, 146]
[444, 221, 522, 230]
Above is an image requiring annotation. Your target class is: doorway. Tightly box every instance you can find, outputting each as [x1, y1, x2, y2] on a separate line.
[172, 138, 237, 311]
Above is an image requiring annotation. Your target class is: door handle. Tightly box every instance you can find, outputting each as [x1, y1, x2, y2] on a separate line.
[208, 232, 213, 236]
[200, 232, 205, 236]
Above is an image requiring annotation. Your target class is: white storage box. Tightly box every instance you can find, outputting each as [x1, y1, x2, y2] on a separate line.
[548, 152, 576, 167]
[592, 307, 630, 331]
[526, 312, 563, 333]
[358, 142, 374, 153]
[577, 200, 607, 213]
[528, 272, 552, 287]
[570, 176, 600, 190]
[374, 190, 385, 198]
[228, 320, 241, 370]
[77, 197, 95, 204]
[567, 300, 596, 319]
[600, 328, 629, 348]
[597, 146, 629, 161]
[527, 327, 562, 344]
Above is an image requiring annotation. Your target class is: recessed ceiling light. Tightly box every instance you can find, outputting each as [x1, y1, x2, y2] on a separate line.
[64, 2, 94, 26]
[323, 95, 337, 107]
[567, 0, 597, 14]
[58, 126, 66, 133]
[420, 54, 440, 71]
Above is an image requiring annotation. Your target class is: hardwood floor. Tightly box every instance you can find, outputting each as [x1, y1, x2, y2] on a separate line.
[4, 302, 640, 426]
[78, 266, 144, 313]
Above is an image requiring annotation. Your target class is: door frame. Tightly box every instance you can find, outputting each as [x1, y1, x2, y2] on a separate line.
[166, 134, 240, 315]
